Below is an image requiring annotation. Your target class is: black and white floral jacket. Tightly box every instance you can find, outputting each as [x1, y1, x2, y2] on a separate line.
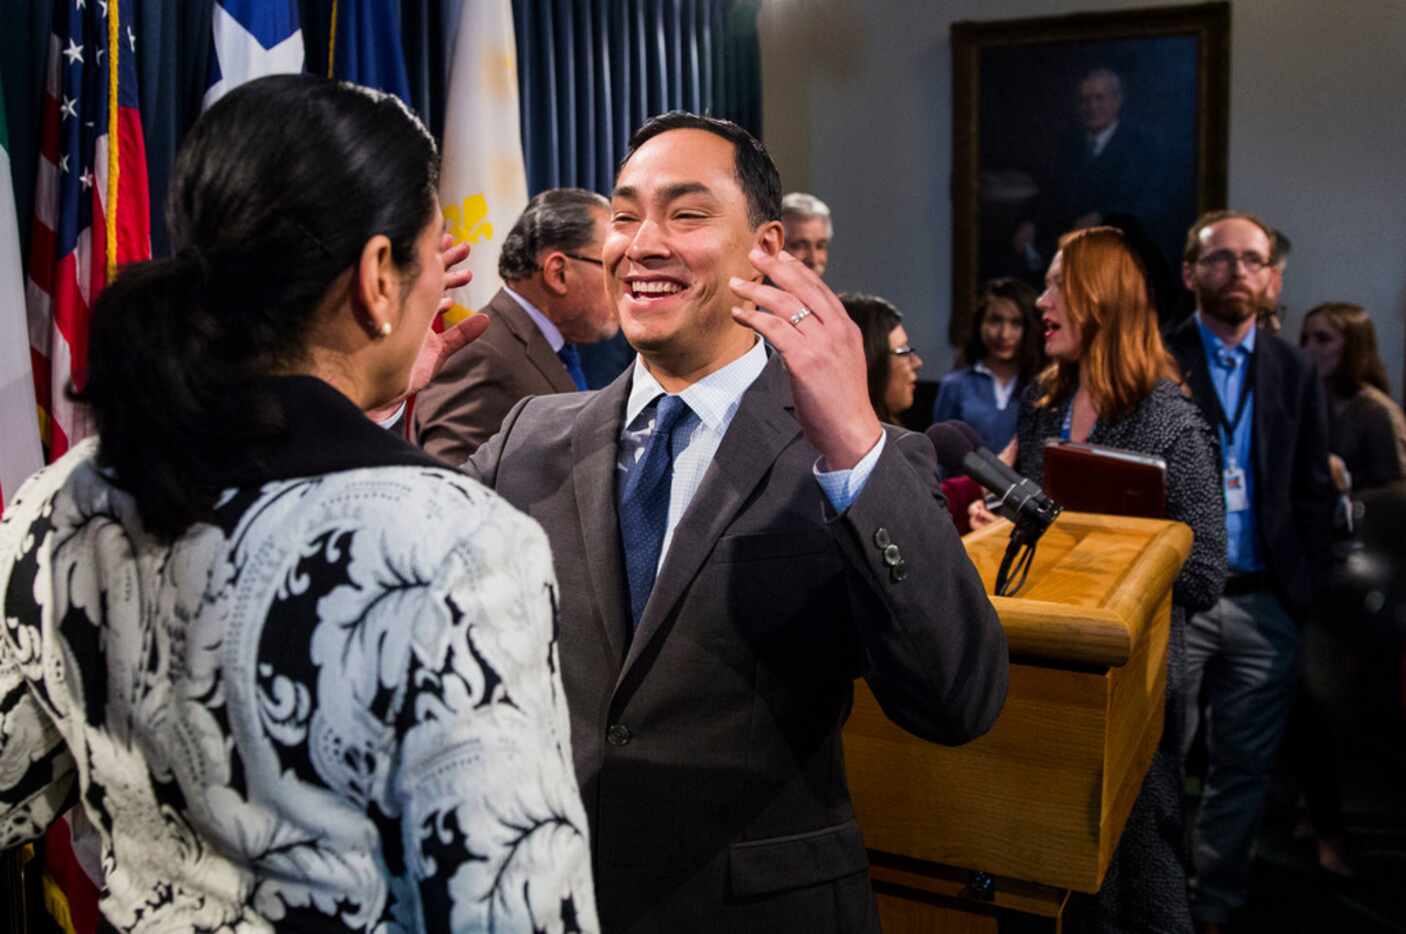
[0, 377, 597, 932]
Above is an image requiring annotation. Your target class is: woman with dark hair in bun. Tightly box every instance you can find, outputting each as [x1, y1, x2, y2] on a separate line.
[0, 75, 597, 932]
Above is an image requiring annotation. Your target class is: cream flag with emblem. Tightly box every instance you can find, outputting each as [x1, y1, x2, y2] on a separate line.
[438, 0, 528, 327]
[0, 73, 43, 514]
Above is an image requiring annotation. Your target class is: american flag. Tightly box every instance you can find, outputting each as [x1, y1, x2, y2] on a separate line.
[26, 0, 151, 462]
[24, 3, 150, 929]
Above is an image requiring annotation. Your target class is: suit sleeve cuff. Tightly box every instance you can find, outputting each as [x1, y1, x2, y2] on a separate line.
[813, 432, 887, 514]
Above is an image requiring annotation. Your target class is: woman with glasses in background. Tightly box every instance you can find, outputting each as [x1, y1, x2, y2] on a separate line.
[842, 292, 924, 423]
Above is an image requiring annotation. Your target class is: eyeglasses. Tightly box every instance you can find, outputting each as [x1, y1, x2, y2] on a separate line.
[1196, 250, 1271, 273]
[890, 345, 918, 358]
[564, 253, 604, 267]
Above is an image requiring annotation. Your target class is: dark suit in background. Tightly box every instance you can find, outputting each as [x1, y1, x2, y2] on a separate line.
[1169, 317, 1334, 924]
[412, 287, 578, 464]
[466, 354, 1009, 933]
[1169, 319, 1333, 613]
[1049, 123, 1160, 232]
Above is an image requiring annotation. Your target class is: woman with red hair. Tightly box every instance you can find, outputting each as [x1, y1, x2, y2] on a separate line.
[976, 226, 1226, 932]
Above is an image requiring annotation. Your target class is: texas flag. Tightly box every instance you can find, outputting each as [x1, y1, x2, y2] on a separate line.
[204, 0, 304, 111]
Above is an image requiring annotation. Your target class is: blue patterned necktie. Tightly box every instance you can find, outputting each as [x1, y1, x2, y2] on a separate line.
[618, 394, 692, 628]
[558, 343, 588, 390]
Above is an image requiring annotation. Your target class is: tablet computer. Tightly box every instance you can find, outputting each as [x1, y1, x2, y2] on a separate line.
[1041, 440, 1168, 518]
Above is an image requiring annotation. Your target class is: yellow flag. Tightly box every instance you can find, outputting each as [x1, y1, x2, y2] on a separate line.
[439, 0, 528, 326]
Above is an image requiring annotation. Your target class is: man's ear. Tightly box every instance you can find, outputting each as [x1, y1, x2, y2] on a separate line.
[541, 251, 570, 296]
[1180, 260, 1197, 292]
[750, 221, 785, 274]
[354, 234, 397, 336]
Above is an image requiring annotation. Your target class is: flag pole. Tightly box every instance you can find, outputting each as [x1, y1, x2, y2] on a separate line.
[327, 1, 339, 78]
[105, 0, 120, 281]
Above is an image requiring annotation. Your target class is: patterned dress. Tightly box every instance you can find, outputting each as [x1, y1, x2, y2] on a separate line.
[1017, 378, 1227, 934]
[0, 377, 598, 933]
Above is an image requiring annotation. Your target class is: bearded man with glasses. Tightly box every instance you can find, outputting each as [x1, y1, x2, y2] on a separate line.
[1167, 210, 1335, 933]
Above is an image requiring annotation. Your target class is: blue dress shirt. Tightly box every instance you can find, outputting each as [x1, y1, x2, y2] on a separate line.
[932, 365, 1022, 451]
[1195, 313, 1263, 573]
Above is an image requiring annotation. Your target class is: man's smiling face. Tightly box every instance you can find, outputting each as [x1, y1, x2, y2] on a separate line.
[605, 128, 768, 371]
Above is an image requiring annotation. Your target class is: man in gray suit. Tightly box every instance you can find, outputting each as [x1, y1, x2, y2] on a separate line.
[459, 113, 1008, 932]
[412, 188, 616, 463]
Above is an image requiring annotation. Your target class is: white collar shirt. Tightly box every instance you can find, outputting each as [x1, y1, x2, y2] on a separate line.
[618, 338, 884, 570]
[1089, 121, 1119, 158]
[974, 361, 1018, 411]
[503, 285, 566, 352]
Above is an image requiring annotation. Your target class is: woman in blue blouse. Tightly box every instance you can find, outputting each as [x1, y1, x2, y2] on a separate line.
[933, 278, 1045, 450]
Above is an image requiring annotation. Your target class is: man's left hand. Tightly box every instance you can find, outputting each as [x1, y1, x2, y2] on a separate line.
[729, 247, 883, 470]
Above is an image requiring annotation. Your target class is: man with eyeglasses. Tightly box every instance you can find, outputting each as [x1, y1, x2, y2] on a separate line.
[1167, 210, 1334, 932]
[414, 187, 618, 463]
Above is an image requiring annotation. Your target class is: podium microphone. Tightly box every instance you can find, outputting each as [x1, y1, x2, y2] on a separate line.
[959, 447, 1063, 597]
[961, 448, 1062, 539]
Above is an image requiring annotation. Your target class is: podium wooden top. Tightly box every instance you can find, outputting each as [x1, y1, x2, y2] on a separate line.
[962, 512, 1192, 668]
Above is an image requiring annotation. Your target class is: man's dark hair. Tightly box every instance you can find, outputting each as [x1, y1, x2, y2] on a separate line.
[1269, 228, 1293, 269]
[499, 187, 609, 281]
[1182, 209, 1277, 263]
[619, 111, 782, 229]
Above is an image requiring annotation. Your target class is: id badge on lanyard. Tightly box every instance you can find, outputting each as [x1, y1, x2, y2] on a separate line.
[1215, 351, 1255, 514]
[1224, 457, 1249, 513]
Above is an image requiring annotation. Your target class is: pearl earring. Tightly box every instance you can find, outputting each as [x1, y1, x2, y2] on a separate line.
[379, 321, 392, 337]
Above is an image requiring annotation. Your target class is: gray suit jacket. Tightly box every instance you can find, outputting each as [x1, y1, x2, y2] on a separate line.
[412, 287, 578, 464]
[466, 354, 1008, 933]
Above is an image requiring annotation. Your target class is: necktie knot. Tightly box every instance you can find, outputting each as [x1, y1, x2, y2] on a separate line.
[1215, 349, 1239, 370]
[652, 394, 690, 439]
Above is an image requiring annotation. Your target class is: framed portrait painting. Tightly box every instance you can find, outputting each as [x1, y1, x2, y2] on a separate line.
[950, 2, 1230, 344]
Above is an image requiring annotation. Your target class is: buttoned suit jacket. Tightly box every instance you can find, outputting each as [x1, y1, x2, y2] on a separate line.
[465, 354, 1009, 933]
[412, 287, 578, 464]
[1167, 318, 1334, 612]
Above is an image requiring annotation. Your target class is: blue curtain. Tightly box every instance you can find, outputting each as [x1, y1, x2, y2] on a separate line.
[509, 0, 761, 388]
[2, 0, 759, 265]
[512, 0, 761, 197]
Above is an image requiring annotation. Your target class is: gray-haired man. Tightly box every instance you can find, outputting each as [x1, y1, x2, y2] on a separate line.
[781, 191, 833, 277]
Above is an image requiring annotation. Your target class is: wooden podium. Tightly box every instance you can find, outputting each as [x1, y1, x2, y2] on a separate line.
[843, 512, 1192, 932]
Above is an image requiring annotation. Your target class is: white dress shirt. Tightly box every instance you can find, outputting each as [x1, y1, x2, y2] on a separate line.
[504, 285, 566, 352]
[1089, 121, 1118, 158]
[974, 361, 1018, 411]
[618, 338, 885, 568]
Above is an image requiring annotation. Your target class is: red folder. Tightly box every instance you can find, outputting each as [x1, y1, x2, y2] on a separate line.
[1041, 440, 1168, 519]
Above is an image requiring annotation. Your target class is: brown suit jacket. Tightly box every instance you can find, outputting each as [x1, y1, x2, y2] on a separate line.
[466, 354, 1009, 933]
[412, 287, 579, 464]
